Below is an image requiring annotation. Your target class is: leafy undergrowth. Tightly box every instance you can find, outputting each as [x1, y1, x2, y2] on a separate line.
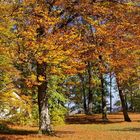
[0, 113, 140, 140]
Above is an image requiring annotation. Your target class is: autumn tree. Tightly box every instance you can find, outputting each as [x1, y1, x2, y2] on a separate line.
[8, 0, 81, 134]
[63, 0, 140, 121]
[1, 0, 140, 133]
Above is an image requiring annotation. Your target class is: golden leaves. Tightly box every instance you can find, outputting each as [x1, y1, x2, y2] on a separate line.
[38, 75, 45, 81]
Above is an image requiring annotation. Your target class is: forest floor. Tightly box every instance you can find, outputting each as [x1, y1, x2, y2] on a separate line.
[0, 112, 140, 140]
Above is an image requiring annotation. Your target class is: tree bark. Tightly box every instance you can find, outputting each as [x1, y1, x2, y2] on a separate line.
[100, 74, 108, 121]
[87, 62, 93, 115]
[130, 89, 134, 112]
[82, 82, 88, 114]
[37, 62, 52, 134]
[79, 74, 88, 114]
[118, 89, 131, 122]
[125, 93, 128, 111]
[116, 79, 131, 122]
[80, 76, 87, 114]
[109, 73, 112, 113]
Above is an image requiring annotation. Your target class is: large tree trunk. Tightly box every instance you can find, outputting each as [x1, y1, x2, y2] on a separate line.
[87, 62, 93, 115]
[100, 74, 108, 121]
[37, 62, 52, 134]
[116, 79, 131, 122]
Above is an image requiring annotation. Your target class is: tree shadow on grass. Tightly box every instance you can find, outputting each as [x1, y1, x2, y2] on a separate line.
[110, 128, 140, 132]
[0, 123, 75, 140]
[66, 115, 124, 124]
[0, 123, 37, 135]
[0, 123, 37, 140]
[54, 130, 75, 138]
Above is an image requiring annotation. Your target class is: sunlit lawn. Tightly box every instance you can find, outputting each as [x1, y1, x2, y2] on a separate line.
[0, 113, 140, 140]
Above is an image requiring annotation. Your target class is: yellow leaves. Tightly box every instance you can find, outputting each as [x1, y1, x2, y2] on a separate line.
[23, 0, 36, 5]
[3, 0, 138, 88]
[32, 4, 60, 27]
[21, 95, 31, 102]
[31, 74, 37, 81]
[91, 78, 100, 87]
[50, 67, 58, 74]
[38, 75, 45, 82]
[50, 66, 63, 76]
[60, 64, 71, 69]
[25, 74, 37, 88]
[22, 28, 37, 41]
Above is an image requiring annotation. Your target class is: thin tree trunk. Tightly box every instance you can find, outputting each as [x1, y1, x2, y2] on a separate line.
[100, 74, 108, 121]
[82, 77, 88, 114]
[87, 62, 93, 115]
[130, 89, 134, 112]
[125, 93, 128, 111]
[116, 79, 131, 122]
[98, 55, 108, 121]
[37, 62, 52, 134]
[83, 83, 87, 114]
[79, 74, 88, 114]
[109, 73, 112, 113]
[118, 89, 131, 122]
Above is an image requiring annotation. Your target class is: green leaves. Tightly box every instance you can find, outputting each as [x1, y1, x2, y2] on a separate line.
[48, 75, 67, 125]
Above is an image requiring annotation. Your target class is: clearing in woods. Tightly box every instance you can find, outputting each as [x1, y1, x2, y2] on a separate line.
[0, 113, 140, 140]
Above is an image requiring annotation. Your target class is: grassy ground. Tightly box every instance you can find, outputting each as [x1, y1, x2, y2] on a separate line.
[0, 112, 140, 140]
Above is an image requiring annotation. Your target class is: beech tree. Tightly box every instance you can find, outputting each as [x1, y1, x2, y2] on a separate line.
[9, 0, 81, 134]
[0, 0, 140, 134]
